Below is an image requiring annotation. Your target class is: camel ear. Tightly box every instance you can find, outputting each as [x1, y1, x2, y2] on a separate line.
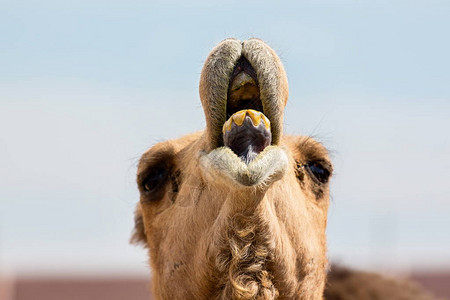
[130, 204, 148, 247]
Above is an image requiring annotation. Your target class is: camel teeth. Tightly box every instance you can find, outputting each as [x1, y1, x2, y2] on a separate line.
[261, 113, 271, 129]
[232, 110, 247, 126]
[247, 109, 262, 127]
[222, 118, 233, 134]
[224, 109, 271, 133]
[227, 118, 233, 131]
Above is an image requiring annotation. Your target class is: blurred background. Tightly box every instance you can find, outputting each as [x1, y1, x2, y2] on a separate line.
[1, 0, 449, 299]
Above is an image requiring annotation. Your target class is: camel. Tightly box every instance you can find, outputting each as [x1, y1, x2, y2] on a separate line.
[131, 38, 438, 300]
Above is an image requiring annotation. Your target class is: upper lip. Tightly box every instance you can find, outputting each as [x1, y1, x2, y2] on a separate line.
[199, 38, 288, 151]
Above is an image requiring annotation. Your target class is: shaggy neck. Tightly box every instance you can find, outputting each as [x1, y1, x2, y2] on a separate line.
[200, 186, 326, 300]
[212, 192, 278, 300]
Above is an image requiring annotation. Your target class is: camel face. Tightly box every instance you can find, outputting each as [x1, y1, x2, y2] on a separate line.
[133, 39, 333, 300]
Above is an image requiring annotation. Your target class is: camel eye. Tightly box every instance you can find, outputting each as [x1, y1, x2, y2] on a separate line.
[143, 168, 167, 192]
[306, 162, 330, 184]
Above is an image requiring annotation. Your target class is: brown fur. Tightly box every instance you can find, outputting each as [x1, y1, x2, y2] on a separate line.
[325, 266, 441, 300]
[134, 133, 330, 299]
[132, 38, 438, 300]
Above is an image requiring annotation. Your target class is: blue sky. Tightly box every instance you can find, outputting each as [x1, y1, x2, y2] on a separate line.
[1, 0, 449, 275]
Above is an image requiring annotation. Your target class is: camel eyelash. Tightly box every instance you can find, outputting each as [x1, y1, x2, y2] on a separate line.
[295, 162, 306, 181]
[142, 168, 168, 193]
[296, 161, 331, 184]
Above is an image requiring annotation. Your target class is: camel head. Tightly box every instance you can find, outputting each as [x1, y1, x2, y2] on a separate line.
[132, 38, 333, 300]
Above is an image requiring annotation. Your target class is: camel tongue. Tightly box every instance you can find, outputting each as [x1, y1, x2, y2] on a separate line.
[222, 110, 272, 164]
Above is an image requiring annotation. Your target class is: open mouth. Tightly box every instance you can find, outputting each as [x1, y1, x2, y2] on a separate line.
[199, 39, 289, 187]
[223, 58, 272, 163]
[226, 57, 263, 118]
[199, 38, 288, 165]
